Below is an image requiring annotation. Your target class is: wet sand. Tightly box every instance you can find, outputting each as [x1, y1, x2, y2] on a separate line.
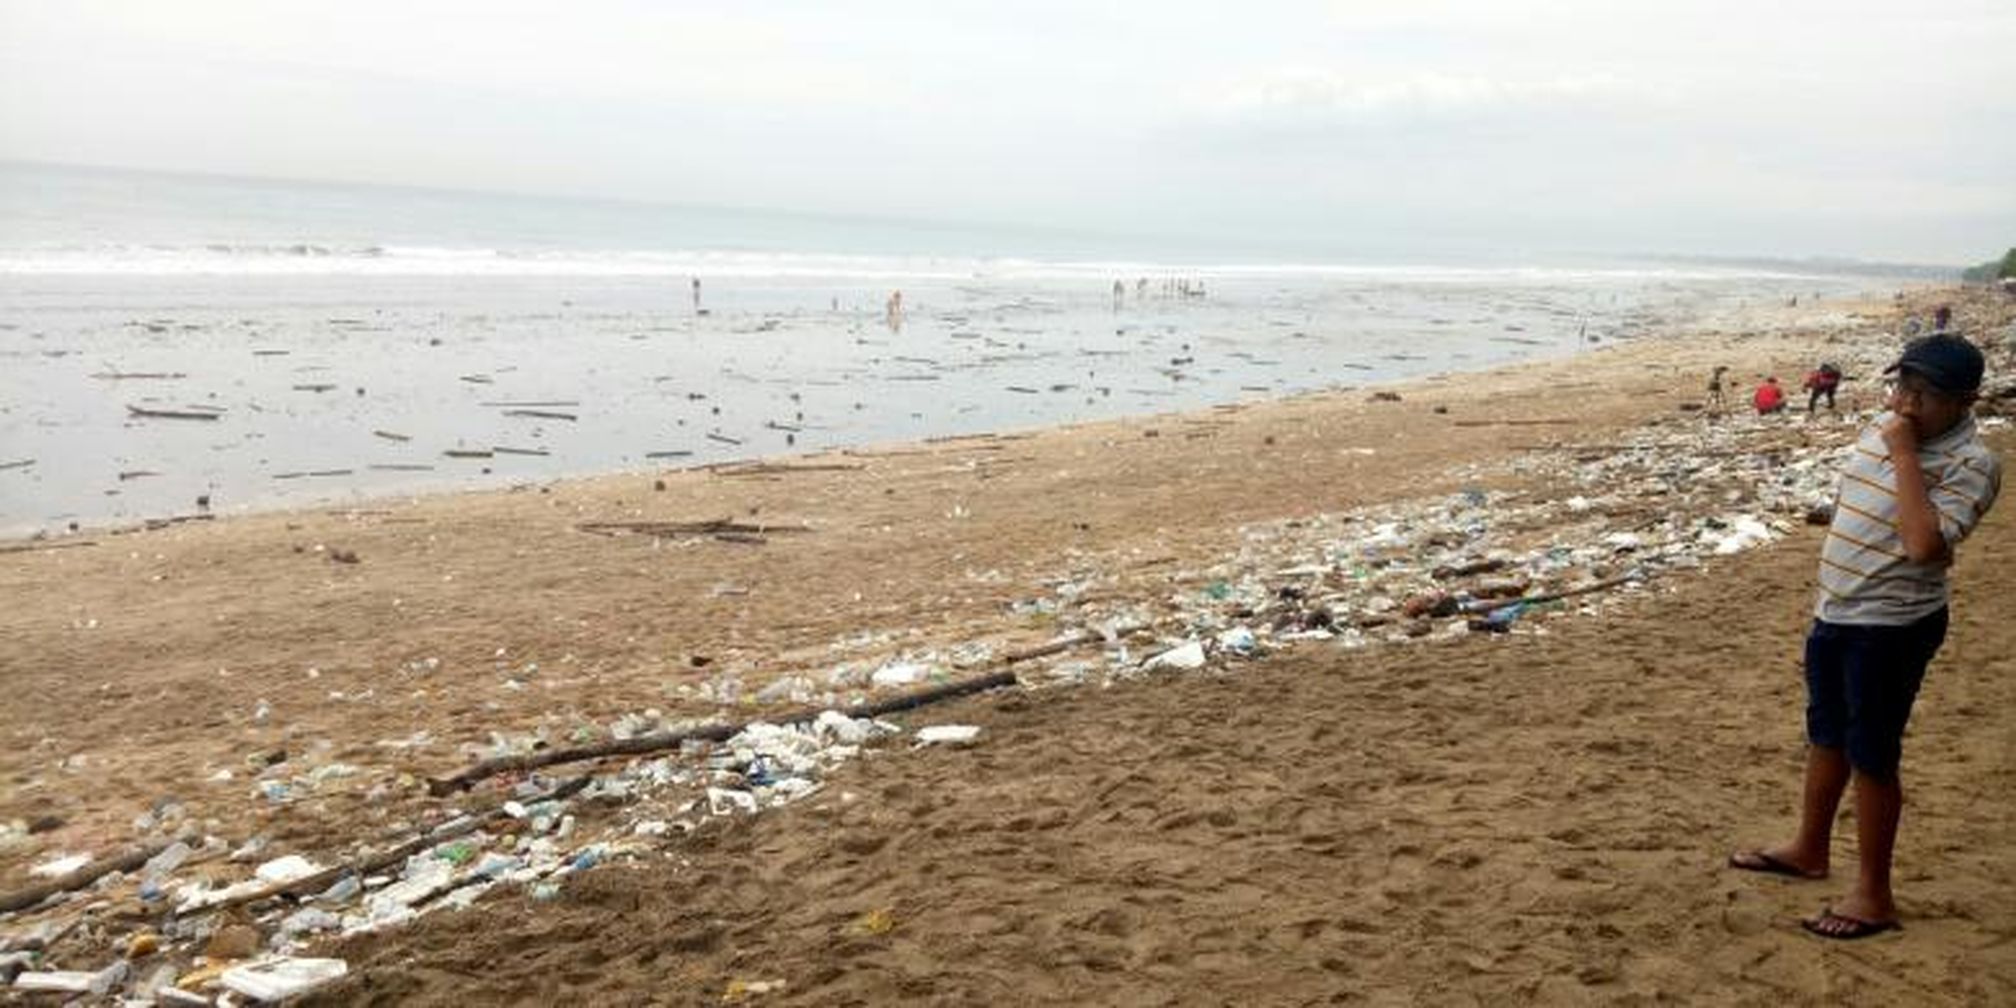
[2, 286, 2011, 1005]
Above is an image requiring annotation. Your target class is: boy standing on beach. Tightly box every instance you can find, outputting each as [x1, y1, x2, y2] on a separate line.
[1730, 334, 2001, 939]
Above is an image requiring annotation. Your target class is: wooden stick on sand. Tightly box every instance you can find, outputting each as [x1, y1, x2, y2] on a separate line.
[428, 626, 1145, 794]
[1463, 573, 1646, 615]
[183, 776, 591, 918]
[0, 843, 170, 915]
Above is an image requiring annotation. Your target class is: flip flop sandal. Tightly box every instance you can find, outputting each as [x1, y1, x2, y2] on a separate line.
[1801, 909, 1901, 941]
[1728, 851, 1824, 879]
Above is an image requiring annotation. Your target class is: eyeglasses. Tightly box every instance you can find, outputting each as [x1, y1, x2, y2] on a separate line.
[1884, 378, 1927, 402]
[1885, 378, 1967, 406]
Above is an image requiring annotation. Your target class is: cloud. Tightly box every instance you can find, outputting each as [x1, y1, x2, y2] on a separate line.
[1, 1, 2010, 261]
[1205, 68, 1645, 123]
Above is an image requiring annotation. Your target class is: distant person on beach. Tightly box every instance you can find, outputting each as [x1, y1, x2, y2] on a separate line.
[1730, 333, 2001, 940]
[886, 290, 904, 331]
[1752, 376, 1786, 415]
[691, 277, 702, 312]
[1803, 363, 1842, 413]
[1932, 304, 1952, 332]
[1113, 279, 1125, 309]
[1706, 365, 1730, 409]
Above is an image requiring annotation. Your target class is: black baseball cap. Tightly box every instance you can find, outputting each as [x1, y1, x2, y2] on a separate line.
[1884, 333, 1984, 394]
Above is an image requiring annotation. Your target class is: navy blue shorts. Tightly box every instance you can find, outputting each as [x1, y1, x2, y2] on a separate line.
[1804, 609, 1947, 778]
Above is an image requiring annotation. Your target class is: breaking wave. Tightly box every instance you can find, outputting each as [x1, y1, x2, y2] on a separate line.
[0, 242, 1813, 283]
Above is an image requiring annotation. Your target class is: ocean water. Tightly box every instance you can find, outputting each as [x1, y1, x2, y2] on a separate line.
[0, 162, 1895, 535]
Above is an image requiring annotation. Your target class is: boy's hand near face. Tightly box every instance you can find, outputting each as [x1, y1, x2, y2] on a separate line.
[1880, 410, 1947, 564]
[1880, 413, 1920, 456]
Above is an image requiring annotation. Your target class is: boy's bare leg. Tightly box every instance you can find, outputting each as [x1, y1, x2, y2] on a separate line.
[1742, 744, 1847, 874]
[1809, 773, 1903, 931]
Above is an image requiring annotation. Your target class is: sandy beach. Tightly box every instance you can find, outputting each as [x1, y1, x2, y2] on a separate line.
[2, 285, 2012, 1005]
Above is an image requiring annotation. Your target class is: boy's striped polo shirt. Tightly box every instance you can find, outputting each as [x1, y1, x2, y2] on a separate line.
[1816, 413, 2001, 625]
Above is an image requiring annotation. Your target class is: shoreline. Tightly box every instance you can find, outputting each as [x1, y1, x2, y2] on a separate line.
[0, 270, 1905, 538]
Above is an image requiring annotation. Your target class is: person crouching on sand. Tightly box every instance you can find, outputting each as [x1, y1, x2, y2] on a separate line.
[1752, 376, 1787, 415]
[1730, 334, 2002, 940]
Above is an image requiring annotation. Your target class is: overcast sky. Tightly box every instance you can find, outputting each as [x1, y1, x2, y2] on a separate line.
[1, 1, 2010, 263]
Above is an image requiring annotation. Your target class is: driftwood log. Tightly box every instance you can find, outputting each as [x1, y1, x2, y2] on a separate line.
[428, 626, 1144, 795]
[708, 462, 865, 477]
[0, 842, 169, 916]
[185, 775, 590, 918]
[126, 406, 221, 421]
[0, 540, 96, 556]
[576, 520, 811, 538]
[1463, 573, 1645, 615]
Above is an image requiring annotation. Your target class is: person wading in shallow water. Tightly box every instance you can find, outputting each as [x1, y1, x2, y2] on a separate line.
[1729, 334, 2001, 940]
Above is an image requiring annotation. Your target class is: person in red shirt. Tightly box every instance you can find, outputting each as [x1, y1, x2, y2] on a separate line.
[1754, 376, 1787, 415]
[1803, 363, 1842, 413]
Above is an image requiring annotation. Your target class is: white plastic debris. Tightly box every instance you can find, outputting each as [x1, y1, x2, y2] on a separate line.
[219, 957, 348, 1001]
[706, 787, 759, 816]
[607, 712, 657, 740]
[145, 841, 194, 877]
[1143, 641, 1207, 670]
[869, 662, 929, 687]
[28, 853, 92, 878]
[814, 710, 873, 745]
[1273, 563, 1330, 577]
[915, 725, 982, 746]
[754, 674, 815, 705]
[280, 907, 341, 937]
[1710, 515, 1778, 555]
[88, 960, 129, 996]
[175, 877, 271, 913]
[12, 971, 95, 992]
[317, 875, 361, 903]
[440, 881, 497, 910]
[471, 852, 522, 879]
[1215, 626, 1258, 655]
[765, 777, 820, 803]
[367, 859, 453, 915]
[255, 854, 323, 885]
